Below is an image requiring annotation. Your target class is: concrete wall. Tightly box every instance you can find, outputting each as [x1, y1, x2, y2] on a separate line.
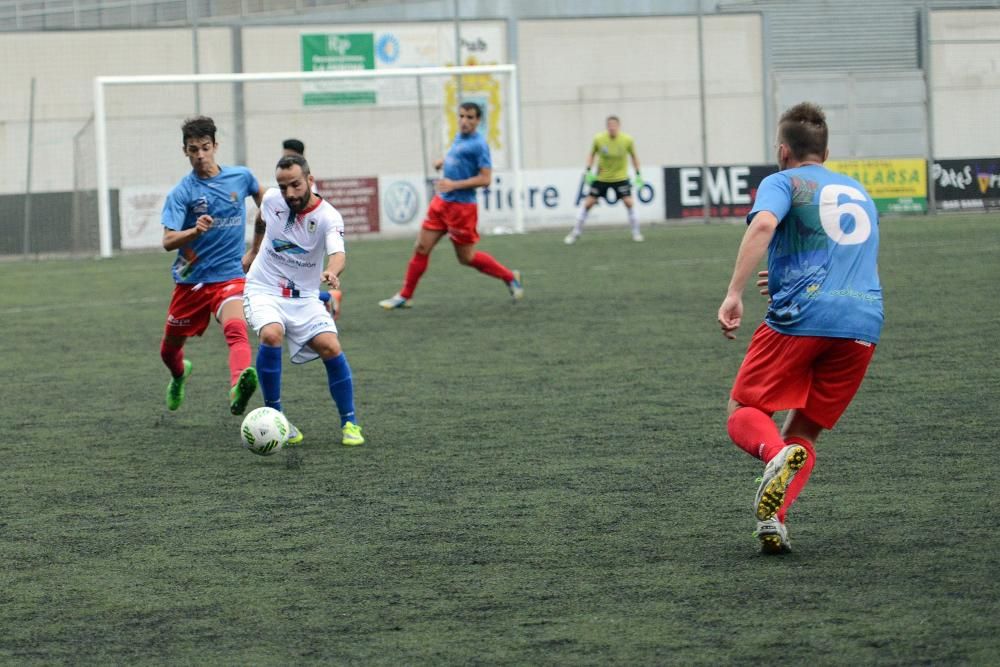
[0, 13, 762, 198]
[1, 28, 234, 194]
[1, 8, 998, 202]
[773, 71, 928, 159]
[518, 15, 763, 168]
[930, 9, 1000, 158]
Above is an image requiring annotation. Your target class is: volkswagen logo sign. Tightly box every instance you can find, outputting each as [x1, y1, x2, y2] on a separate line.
[383, 181, 420, 225]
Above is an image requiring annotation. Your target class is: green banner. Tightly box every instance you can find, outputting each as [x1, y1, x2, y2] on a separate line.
[301, 33, 375, 106]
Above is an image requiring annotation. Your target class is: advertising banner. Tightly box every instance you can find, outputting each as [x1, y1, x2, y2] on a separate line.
[827, 158, 927, 214]
[119, 186, 169, 250]
[663, 165, 777, 219]
[121, 165, 667, 248]
[316, 177, 380, 234]
[300, 24, 505, 107]
[664, 160, 929, 220]
[377, 166, 666, 237]
[932, 158, 1000, 211]
[301, 33, 376, 106]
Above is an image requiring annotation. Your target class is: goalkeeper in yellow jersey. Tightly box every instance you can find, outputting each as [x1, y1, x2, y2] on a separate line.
[565, 115, 644, 244]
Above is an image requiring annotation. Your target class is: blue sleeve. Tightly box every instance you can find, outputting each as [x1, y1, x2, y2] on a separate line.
[244, 168, 260, 198]
[747, 172, 791, 225]
[477, 138, 492, 170]
[161, 184, 188, 231]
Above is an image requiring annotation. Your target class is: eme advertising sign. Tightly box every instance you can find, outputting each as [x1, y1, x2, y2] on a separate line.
[932, 158, 1000, 211]
[663, 165, 777, 219]
[664, 160, 928, 220]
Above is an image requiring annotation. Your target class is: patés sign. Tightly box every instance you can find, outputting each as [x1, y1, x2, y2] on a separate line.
[932, 158, 1000, 211]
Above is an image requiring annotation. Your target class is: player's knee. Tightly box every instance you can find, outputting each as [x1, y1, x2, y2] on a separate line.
[782, 410, 824, 443]
[726, 399, 743, 416]
[161, 335, 185, 350]
[315, 335, 342, 358]
[259, 326, 283, 347]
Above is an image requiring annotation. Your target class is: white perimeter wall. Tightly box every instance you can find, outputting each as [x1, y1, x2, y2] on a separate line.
[0, 14, 763, 195]
[930, 9, 1000, 157]
[518, 15, 764, 168]
[3, 8, 998, 196]
[0, 28, 234, 193]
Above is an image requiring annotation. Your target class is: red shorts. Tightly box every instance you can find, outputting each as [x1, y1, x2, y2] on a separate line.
[731, 323, 876, 429]
[422, 196, 479, 245]
[164, 278, 245, 338]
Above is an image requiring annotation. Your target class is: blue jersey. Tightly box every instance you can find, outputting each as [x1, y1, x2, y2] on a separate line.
[749, 164, 884, 343]
[440, 131, 491, 203]
[161, 166, 259, 284]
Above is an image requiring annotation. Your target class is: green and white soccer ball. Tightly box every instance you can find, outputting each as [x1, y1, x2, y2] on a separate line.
[241, 407, 289, 456]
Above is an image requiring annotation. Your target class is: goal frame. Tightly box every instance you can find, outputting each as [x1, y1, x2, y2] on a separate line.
[92, 64, 523, 258]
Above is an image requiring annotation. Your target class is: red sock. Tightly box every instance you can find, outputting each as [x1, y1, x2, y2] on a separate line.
[160, 339, 186, 378]
[727, 406, 785, 461]
[777, 436, 816, 523]
[400, 252, 429, 299]
[223, 319, 252, 387]
[469, 251, 514, 282]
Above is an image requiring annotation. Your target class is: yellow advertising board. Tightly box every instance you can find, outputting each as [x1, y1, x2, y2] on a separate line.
[826, 158, 927, 213]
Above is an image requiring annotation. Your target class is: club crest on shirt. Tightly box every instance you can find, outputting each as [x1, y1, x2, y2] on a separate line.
[307, 218, 317, 233]
[230, 191, 239, 202]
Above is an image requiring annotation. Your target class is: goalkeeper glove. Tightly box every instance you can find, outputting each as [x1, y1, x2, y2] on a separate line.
[584, 170, 596, 185]
[634, 172, 644, 190]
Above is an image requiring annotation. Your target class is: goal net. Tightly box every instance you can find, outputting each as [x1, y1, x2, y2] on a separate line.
[72, 115, 102, 255]
[90, 64, 523, 257]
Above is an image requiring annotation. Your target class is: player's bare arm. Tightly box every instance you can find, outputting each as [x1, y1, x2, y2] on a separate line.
[436, 166, 491, 193]
[433, 158, 444, 171]
[322, 252, 346, 290]
[718, 211, 778, 339]
[162, 214, 212, 251]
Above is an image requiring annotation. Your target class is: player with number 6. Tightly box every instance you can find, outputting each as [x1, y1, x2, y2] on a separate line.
[717, 102, 884, 555]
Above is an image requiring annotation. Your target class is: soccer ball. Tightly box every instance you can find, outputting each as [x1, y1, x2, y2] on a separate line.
[241, 407, 289, 456]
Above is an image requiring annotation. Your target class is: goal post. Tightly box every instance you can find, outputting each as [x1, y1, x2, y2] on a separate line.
[92, 64, 523, 258]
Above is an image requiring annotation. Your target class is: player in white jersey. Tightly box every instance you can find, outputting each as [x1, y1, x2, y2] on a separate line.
[281, 138, 341, 319]
[241, 154, 364, 447]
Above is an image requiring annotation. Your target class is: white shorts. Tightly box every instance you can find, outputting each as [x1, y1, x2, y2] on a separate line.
[243, 293, 338, 364]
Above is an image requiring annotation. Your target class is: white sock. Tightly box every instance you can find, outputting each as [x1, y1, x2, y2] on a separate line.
[572, 205, 588, 235]
[627, 207, 639, 234]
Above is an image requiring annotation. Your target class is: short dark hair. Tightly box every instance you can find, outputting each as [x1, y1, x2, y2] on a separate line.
[606, 115, 620, 123]
[459, 101, 482, 119]
[276, 153, 311, 177]
[181, 116, 217, 144]
[778, 102, 828, 160]
[282, 138, 305, 155]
